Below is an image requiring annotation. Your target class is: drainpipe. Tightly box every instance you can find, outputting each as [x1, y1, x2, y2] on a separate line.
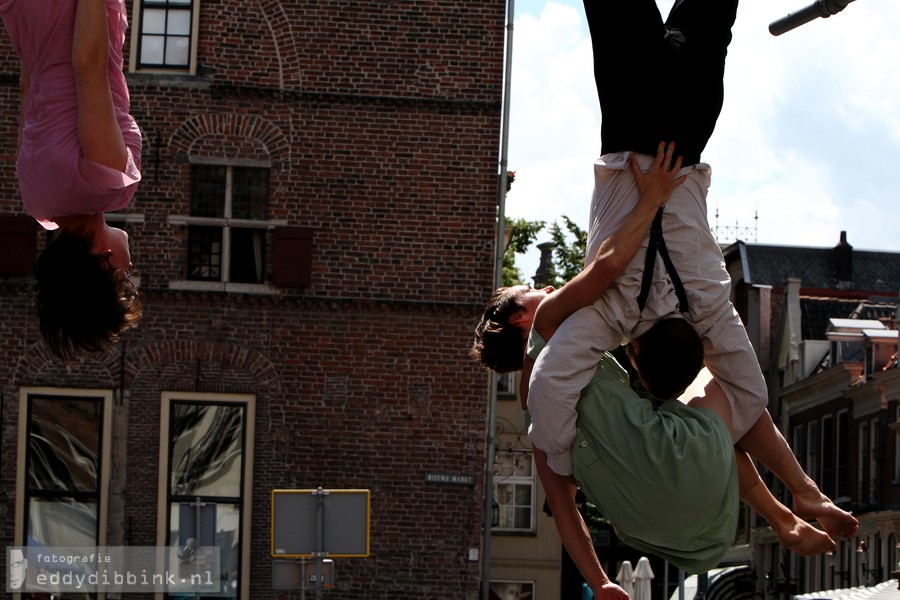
[483, 0, 515, 597]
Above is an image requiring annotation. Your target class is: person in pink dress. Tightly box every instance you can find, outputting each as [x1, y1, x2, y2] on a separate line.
[1, 0, 143, 359]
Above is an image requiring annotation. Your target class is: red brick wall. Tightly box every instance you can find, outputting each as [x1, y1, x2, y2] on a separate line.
[0, 1, 505, 597]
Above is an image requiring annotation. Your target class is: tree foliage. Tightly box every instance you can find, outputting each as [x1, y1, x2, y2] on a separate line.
[546, 216, 587, 288]
[502, 217, 544, 287]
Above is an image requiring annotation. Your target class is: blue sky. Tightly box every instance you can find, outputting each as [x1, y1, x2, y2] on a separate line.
[505, 0, 900, 281]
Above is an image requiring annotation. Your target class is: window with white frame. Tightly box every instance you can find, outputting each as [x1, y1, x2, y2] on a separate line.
[16, 389, 112, 550]
[489, 580, 534, 600]
[868, 417, 878, 503]
[894, 405, 900, 483]
[792, 424, 806, 472]
[189, 164, 268, 284]
[496, 372, 516, 398]
[821, 414, 834, 498]
[168, 160, 291, 292]
[158, 392, 255, 599]
[806, 420, 819, 484]
[836, 410, 850, 500]
[134, 0, 197, 71]
[858, 420, 867, 502]
[493, 452, 535, 532]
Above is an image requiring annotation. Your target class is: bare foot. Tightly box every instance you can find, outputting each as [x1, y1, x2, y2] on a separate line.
[776, 515, 836, 556]
[794, 491, 859, 539]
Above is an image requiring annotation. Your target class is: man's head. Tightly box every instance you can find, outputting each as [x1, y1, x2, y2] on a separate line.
[9, 548, 27, 590]
[627, 317, 704, 400]
[469, 284, 552, 373]
[34, 229, 143, 360]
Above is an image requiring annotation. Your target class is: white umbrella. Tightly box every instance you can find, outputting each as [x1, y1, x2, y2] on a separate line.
[633, 556, 655, 600]
[615, 560, 635, 597]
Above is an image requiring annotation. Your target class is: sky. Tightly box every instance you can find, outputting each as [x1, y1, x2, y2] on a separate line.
[504, 0, 900, 281]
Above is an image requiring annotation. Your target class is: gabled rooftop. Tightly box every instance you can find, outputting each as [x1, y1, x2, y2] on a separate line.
[724, 231, 900, 293]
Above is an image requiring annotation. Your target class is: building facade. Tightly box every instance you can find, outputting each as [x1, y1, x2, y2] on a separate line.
[723, 232, 900, 598]
[0, 2, 507, 598]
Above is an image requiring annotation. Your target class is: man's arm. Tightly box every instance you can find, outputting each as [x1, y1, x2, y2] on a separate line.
[534, 447, 630, 600]
[533, 142, 684, 341]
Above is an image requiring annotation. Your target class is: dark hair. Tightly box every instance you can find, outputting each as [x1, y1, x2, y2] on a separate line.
[631, 318, 704, 400]
[469, 287, 526, 373]
[34, 230, 142, 360]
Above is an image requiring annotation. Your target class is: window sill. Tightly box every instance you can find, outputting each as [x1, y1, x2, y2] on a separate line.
[490, 530, 537, 537]
[168, 215, 287, 228]
[126, 72, 211, 89]
[168, 280, 277, 295]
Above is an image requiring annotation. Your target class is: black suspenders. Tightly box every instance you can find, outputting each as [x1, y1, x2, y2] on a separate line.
[636, 207, 690, 313]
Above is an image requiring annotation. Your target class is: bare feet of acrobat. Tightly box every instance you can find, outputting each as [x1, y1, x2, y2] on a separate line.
[794, 490, 859, 540]
[776, 515, 836, 556]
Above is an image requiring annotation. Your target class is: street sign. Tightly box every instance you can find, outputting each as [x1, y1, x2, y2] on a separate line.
[271, 489, 370, 558]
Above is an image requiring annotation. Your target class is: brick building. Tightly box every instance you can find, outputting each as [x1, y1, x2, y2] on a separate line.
[0, 2, 506, 598]
[723, 233, 900, 598]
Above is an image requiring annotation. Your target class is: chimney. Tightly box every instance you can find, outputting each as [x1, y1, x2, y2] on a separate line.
[832, 231, 853, 289]
[533, 241, 556, 288]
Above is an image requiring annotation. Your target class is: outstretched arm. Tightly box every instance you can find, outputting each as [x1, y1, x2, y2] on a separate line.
[73, 0, 127, 171]
[533, 142, 685, 341]
[534, 447, 630, 600]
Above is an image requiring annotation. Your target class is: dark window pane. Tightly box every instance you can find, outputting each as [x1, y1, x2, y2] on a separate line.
[188, 226, 222, 281]
[232, 168, 269, 220]
[191, 166, 226, 218]
[229, 228, 265, 284]
[837, 412, 849, 498]
[168, 501, 241, 597]
[28, 497, 98, 547]
[170, 403, 244, 497]
[28, 397, 101, 492]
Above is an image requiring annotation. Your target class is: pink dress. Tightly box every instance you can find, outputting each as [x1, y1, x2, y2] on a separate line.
[0, 0, 141, 230]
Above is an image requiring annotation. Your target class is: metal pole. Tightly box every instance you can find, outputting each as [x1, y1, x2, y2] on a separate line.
[301, 559, 307, 600]
[314, 488, 327, 600]
[194, 496, 202, 600]
[663, 561, 669, 599]
[482, 0, 515, 598]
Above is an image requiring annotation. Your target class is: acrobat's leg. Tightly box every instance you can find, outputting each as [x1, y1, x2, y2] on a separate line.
[737, 415, 860, 540]
[583, 0, 670, 100]
[73, 0, 127, 171]
[736, 449, 836, 557]
[664, 0, 739, 56]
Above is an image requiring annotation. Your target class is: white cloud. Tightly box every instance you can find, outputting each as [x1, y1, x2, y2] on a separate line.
[507, 0, 900, 281]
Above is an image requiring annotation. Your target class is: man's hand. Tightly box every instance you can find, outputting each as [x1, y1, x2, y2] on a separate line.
[595, 581, 631, 600]
[629, 141, 686, 214]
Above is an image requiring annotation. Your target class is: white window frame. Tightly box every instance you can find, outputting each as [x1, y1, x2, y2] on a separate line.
[489, 579, 535, 600]
[14, 387, 113, 548]
[820, 414, 834, 498]
[868, 417, 878, 503]
[894, 405, 900, 484]
[858, 420, 870, 503]
[130, 0, 201, 74]
[496, 372, 516, 398]
[836, 409, 850, 502]
[806, 420, 819, 483]
[492, 453, 536, 533]
[156, 391, 256, 600]
[168, 158, 287, 294]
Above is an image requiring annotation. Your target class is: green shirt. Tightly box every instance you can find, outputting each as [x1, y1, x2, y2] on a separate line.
[531, 333, 739, 574]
